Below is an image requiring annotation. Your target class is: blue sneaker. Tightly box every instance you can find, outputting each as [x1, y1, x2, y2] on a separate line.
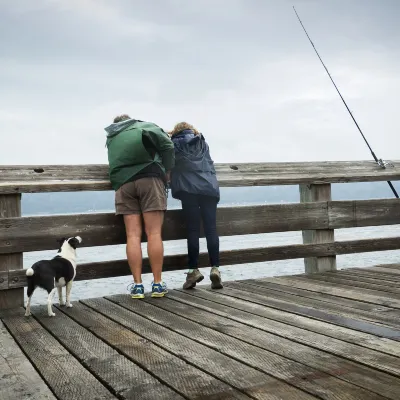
[128, 283, 145, 299]
[151, 282, 168, 298]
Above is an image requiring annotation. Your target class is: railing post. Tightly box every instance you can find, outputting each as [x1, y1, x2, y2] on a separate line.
[0, 194, 23, 309]
[299, 184, 337, 274]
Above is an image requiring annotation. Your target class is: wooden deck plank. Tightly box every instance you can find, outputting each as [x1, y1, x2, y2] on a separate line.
[289, 275, 400, 301]
[139, 293, 400, 400]
[174, 288, 400, 358]
[0, 319, 56, 400]
[240, 278, 400, 312]
[344, 268, 400, 280]
[1, 309, 116, 400]
[30, 305, 183, 400]
[317, 272, 400, 288]
[333, 270, 400, 284]
[77, 298, 319, 400]
[226, 281, 400, 331]
[358, 267, 400, 276]
[105, 294, 387, 400]
[374, 263, 400, 270]
[261, 276, 400, 308]
[221, 284, 400, 340]
[303, 274, 400, 295]
[61, 301, 258, 400]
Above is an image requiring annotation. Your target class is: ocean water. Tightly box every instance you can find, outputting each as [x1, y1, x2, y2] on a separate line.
[24, 224, 400, 305]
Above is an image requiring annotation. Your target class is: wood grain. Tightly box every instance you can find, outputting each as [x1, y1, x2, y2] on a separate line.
[31, 305, 183, 400]
[1, 160, 400, 193]
[0, 194, 23, 309]
[141, 292, 400, 400]
[225, 281, 400, 334]
[173, 288, 400, 357]
[0, 319, 56, 400]
[0, 202, 328, 253]
[62, 301, 253, 400]
[6, 236, 400, 288]
[265, 276, 400, 309]
[105, 295, 389, 400]
[1, 199, 400, 255]
[1, 310, 116, 400]
[300, 184, 336, 273]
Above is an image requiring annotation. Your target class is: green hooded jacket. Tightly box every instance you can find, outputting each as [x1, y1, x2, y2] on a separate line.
[105, 119, 175, 191]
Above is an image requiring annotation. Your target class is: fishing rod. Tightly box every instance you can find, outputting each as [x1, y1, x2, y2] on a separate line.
[293, 6, 399, 198]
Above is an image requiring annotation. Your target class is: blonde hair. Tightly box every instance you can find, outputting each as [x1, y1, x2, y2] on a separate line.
[169, 122, 200, 137]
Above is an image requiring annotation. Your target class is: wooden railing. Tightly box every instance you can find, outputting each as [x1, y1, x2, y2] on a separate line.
[1, 161, 400, 309]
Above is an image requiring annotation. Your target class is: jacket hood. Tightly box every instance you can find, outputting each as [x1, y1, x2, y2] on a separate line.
[104, 118, 137, 138]
[172, 129, 201, 143]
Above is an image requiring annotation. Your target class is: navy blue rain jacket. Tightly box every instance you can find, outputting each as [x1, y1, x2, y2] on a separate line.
[170, 129, 220, 201]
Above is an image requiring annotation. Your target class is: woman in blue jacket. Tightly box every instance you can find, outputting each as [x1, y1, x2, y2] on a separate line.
[169, 122, 222, 290]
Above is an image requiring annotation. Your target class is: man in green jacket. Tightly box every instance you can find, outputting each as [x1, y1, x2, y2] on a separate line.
[105, 114, 175, 299]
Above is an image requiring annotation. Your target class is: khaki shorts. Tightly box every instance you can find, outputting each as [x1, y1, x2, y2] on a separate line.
[115, 177, 167, 215]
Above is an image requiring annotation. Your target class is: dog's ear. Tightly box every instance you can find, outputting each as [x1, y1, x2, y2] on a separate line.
[67, 237, 82, 249]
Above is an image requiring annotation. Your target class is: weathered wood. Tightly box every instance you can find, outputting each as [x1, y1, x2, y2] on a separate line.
[374, 263, 400, 269]
[62, 301, 254, 400]
[300, 184, 336, 273]
[225, 282, 400, 335]
[330, 270, 400, 284]
[243, 277, 399, 312]
[31, 305, 183, 400]
[355, 266, 400, 276]
[1, 198, 399, 255]
[140, 293, 400, 400]
[266, 276, 400, 309]
[0, 194, 23, 309]
[0, 319, 56, 400]
[1, 309, 116, 400]
[7, 236, 400, 288]
[304, 273, 400, 295]
[292, 274, 400, 301]
[105, 295, 390, 400]
[0, 203, 328, 254]
[329, 200, 400, 228]
[1, 160, 400, 193]
[173, 288, 400, 358]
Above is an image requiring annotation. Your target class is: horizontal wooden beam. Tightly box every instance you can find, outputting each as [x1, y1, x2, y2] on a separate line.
[1, 199, 399, 254]
[1, 161, 400, 193]
[0, 203, 326, 253]
[6, 236, 400, 289]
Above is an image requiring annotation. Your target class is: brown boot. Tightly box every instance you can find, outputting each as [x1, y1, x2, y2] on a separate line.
[183, 269, 204, 290]
[210, 267, 223, 289]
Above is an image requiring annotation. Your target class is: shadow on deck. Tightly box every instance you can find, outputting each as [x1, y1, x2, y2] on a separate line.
[2, 265, 400, 400]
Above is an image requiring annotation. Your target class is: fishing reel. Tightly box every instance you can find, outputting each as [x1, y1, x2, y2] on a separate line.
[377, 159, 394, 169]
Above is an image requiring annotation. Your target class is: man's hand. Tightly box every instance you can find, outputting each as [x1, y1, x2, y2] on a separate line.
[166, 171, 171, 184]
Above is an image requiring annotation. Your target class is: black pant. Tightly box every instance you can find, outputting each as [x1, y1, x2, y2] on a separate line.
[180, 193, 220, 268]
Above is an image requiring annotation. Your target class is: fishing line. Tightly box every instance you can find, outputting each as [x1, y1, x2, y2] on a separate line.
[293, 6, 398, 198]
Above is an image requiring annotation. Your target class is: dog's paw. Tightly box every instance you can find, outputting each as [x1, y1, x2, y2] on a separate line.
[24, 312, 31, 317]
[66, 303, 73, 308]
[59, 302, 66, 307]
[48, 312, 56, 317]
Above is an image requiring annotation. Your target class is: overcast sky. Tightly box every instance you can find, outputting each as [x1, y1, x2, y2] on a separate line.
[1, 0, 399, 165]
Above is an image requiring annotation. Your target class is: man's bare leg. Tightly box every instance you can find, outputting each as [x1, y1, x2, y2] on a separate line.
[123, 214, 143, 283]
[143, 211, 164, 283]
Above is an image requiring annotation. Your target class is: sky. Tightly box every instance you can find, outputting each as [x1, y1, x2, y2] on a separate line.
[1, 0, 399, 165]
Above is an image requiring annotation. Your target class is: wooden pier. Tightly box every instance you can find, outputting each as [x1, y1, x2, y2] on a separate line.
[1, 160, 400, 399]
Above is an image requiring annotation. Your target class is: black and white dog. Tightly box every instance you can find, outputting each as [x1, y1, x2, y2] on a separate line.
[25, 236, 82, 317]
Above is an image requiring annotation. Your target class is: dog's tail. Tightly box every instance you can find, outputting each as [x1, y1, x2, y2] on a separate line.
[26, 268, 34, 277]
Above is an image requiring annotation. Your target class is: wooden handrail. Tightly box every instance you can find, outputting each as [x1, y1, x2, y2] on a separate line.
[1, 161, 400, 308]
[1, 160, 400, 193]
[0, 199, 399, 254]
[6, 236, 400, 289]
